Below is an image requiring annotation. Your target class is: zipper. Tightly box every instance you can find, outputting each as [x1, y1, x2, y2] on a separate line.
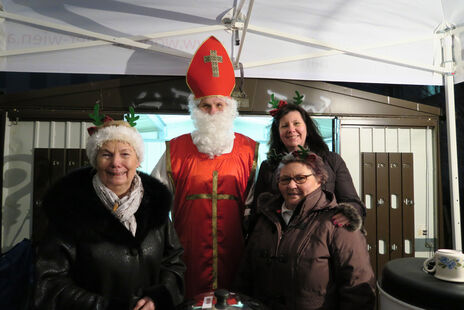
[295, 212, 320, 262]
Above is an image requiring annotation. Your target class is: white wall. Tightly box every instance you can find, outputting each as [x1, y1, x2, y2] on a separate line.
[340, 125, 436, 258]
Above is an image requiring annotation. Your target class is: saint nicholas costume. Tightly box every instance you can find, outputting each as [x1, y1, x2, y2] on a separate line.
[152, 36, 259, 299]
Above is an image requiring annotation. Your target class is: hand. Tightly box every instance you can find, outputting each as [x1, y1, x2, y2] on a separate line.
[331, 213, 349, 227]
[133, 296, 155, 310]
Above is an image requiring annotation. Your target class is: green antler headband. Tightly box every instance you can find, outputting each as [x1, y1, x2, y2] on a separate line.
[87, 104, 139, 135]
[268, 90, 305, 117]
[89, 104, 105, 126]
[125, 106, 140, 127]
[291, 145, 313, 160]
[293, 90, 304, 105]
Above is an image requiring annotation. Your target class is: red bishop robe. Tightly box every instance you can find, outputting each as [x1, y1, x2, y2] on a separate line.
[166, 133, 258, 299]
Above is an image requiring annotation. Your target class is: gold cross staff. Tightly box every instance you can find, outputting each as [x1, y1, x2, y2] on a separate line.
[203, 50, 223, 77]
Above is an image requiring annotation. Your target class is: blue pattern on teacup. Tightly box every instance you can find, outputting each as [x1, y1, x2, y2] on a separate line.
[438, 256, 462, 270]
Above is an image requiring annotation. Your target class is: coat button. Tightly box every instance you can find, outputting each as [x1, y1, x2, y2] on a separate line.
[130, 248, 138, 256]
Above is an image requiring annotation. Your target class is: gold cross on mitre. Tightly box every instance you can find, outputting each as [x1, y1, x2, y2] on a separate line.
[203, 50, 223, 77]
[186, 36, 235, 98]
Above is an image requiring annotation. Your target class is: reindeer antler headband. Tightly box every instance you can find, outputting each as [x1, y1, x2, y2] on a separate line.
[268, 90, 304, 117]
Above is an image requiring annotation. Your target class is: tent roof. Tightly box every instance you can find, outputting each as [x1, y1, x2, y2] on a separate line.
[1, 0, 463, 85]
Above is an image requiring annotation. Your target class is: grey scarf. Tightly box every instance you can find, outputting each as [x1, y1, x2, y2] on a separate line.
[92, 173, 144, 236]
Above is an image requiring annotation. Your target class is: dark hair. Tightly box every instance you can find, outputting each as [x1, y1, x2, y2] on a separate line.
[267, 104, 329, 164]
[276, 152, 328, 185]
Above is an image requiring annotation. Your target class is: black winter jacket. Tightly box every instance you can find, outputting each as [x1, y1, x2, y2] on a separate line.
[34, 167, 185, 310]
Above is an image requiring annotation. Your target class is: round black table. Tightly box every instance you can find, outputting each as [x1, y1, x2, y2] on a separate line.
[380, 257, 464, 310]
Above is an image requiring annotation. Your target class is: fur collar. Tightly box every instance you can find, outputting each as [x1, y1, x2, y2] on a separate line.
[42, 167, 172, 246]
[333, 203, 362, 232]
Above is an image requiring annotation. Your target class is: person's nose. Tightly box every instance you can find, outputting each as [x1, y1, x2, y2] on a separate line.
[111, 154, 122, 166]
[209, 105, 219, 115]
[287, 179, 298, 188]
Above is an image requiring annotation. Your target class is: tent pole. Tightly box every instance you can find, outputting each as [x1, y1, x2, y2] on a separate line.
[233, 0, 254, 67]
[442, 30, 462, 250]
[245, 24, 446, 74]
[0, 11, 195, 59]
[0, 25, 225, 57]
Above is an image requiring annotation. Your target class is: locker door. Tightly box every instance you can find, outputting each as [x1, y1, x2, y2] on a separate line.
[402, 153, 415, 257]
[376, 153, 390, 276]
[32, 149, 51, 243]
[362, 153, 377, 277]
[389, 153, 403, 260]
[50, 149, 65, 186]
[66, 149, 80, 173]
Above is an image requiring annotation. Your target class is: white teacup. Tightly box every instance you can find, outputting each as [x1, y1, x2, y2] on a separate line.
[423, 249, 464, 282]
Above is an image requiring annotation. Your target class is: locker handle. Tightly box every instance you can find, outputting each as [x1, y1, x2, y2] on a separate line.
[378, 240, 385, 255]
[391, 194, 398, 209]
[404, 240, 411, 254]
[364, 195, 372, 209]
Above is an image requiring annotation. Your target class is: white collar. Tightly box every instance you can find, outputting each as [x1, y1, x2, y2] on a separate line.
[281, 202, 294, 213]
[281, 202, 294, 225]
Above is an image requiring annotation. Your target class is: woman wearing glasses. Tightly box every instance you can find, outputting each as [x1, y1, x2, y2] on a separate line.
[235, 151, 375, 310]
[247, 100, 365, 234]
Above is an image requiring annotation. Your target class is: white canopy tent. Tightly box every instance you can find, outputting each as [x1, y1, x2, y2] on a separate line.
[1, 0, 463, 248]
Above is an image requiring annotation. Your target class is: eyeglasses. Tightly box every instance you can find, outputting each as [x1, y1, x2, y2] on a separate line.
[278, 174, 313, 185]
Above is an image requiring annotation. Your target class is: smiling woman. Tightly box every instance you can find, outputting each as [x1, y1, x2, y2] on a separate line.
[247, 99, 365, 237]
[278, 111, 307, 152]
[33, 113, 185, 310]
[235, 151, 375, 309]
[96, 140, 140, 198]
[277, 162, 318, 210]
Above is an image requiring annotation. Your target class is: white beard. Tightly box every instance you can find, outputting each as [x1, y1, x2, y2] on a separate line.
[189, 96, 238, 158]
